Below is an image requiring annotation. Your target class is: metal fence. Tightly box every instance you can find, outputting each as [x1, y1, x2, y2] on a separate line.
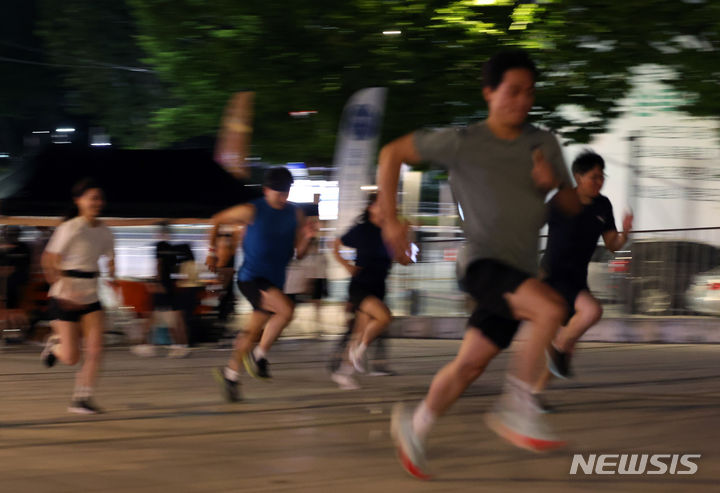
[384, 227, 720, 318]
[17, 224, 719, 320]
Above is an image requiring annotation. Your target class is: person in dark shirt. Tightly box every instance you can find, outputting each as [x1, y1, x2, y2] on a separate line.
[0, 226, 32, 338]
[536, 151, 633, 403]
[131, 222, 193, 359]
[330, 193, 409, 389]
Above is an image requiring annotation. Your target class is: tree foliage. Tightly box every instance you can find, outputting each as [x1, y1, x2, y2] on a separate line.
[35, 0, 720, 161]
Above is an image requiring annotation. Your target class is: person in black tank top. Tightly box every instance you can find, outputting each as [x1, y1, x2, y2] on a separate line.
[534, 151, 633, 407]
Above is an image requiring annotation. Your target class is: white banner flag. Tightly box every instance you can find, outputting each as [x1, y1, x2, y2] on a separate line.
[333, 87, 387, 235]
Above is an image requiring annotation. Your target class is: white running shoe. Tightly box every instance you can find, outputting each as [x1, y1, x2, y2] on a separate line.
[167, 345, 191, 358]
[331, 372, 360, 390]
[485, 380, 566, 452]
[130, 344, 157, 357]
[391, 403, 432, 480]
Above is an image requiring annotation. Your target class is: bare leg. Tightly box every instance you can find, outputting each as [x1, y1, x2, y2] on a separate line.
[424, 329, 501, 416]
[533, 291, 602, 393]
[75, 310, 104, 390]
[229, 310, 271, 372]
[356, 296, 391, 346]
[51, 320, 81, 366]
[553, 291, 603, 353]
[168, 310, 188, 345]
[256, 288, 295, 354]
[312, 298, 323, 336]
[504, 278, 567, 386]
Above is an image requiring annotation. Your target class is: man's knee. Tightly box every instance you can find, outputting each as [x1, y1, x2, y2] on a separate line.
[545, 297, 568, 326]
[278, 302, 294, 321]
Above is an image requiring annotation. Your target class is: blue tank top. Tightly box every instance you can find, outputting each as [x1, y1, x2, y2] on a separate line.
[238, 197, 298, 288]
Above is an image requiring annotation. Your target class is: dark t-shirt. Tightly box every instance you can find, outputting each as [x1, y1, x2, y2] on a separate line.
[340, 221, 392, 288]
[543, 194, 616, 282]
[155, 241, 194, 288]
[1, 242, 31, 286]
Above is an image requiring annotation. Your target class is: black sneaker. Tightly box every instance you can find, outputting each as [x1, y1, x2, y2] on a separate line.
[243, 352, 271, 380]
[212, 367, 241, 402]
[546, 345, 573, 379]
[68, 398, 103, 415]
[255, 357, 271, 379]
[41, 335, 59, 368]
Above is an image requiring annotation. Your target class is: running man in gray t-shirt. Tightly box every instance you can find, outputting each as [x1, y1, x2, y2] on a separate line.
[381, 49, 581, 479]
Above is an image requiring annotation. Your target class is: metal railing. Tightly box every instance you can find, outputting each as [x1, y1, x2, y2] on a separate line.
[384, 227, 720, 318]
[17, 224, 718, 320]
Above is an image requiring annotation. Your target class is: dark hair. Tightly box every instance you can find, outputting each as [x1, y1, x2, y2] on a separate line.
[157, 220, 172, 236]
[357, 192, 378, 224]
[482, 49, 539, 89]
[263, 167, 294, 192]
[63, 177, 102, 222]
[3, 225, 21, 243]
[572, 150, 605, 176]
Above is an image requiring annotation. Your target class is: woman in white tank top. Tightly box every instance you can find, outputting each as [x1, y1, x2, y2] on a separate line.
[40, 178, 115, 415]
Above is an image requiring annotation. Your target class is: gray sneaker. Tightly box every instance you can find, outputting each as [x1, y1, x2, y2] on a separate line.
[485, 391, 566, 452]
[390, 403, 432, 480]
[531, 393, 556, 414]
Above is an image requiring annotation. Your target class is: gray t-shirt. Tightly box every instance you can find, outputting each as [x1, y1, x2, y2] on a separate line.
[414, 121, 570, 277]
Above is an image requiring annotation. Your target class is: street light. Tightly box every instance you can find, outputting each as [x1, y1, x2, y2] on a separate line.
[382, 30, 402, 35]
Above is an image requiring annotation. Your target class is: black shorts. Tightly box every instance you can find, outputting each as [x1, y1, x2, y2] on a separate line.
[49, 298, 102, 323]
[460, 259, 531, 350]
[153, 288, 182, 311]
[543, 276, 588, 323]
[348, 279, 386, 313]
[311, 278, 328, 300]
[238, 277, 280, 312]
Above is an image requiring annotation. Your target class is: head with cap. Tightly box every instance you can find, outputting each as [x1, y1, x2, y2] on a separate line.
[263, 167, 294, 209]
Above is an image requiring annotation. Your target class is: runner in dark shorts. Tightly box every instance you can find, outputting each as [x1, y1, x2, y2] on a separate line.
[40, 178, 115, 415]
[378, 50, 583, 478]
[534, 151, 632, 409]
[329, 193, 408, 389]
[206, 167, 313, 402]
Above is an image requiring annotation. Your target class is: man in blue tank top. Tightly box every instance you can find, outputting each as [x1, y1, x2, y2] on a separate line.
[206, 167, 312, 402]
